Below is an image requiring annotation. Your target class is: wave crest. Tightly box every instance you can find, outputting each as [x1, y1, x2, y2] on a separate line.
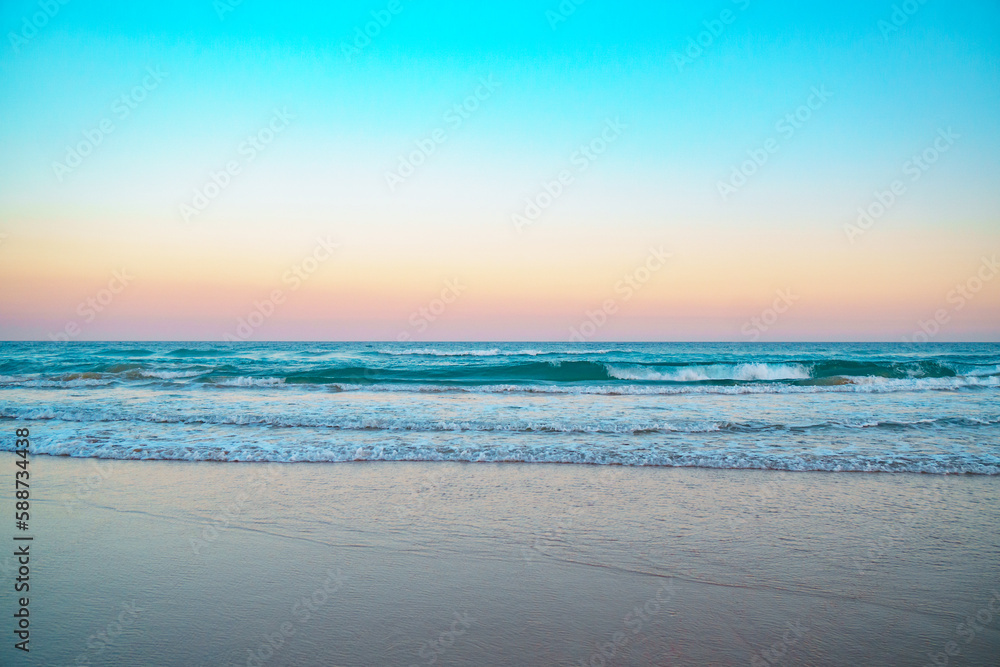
[606, 363, 811, 382]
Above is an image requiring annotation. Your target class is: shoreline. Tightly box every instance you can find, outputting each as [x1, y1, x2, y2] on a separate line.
[1, 454, 998, 665]
[15, 449, 1000, 476]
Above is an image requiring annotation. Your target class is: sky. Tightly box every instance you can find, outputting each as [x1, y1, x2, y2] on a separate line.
[0, 0, 998, 342]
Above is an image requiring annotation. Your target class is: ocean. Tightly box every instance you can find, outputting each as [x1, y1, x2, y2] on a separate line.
[1, 341, 998, 474]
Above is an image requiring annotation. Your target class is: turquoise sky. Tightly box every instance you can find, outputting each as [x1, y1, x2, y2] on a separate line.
[1, 0, 999, 340]
[4, 0, 998, 208]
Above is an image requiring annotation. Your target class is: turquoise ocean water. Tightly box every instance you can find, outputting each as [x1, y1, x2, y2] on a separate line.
[1, 342, 998, 473]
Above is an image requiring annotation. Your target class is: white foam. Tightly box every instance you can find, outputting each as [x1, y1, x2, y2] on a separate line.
[0, 406, 740, 434]
[5, 401, 997, 437]
[606, 363, 811, 382]
[3, 373, 995, 394]
[0, 377, 116, 388]
[377, 348, 616, 357]
[212, 377, 286, 387]
[138, 369, 204, 379]
[326, 375, 998, 395]
[12, 439, 999, 475]
[387, 348, 502, 356]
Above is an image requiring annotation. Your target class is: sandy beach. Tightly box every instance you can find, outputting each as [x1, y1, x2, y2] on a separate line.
[4, 0, 1000, 663]
[2, 454, 998, 666]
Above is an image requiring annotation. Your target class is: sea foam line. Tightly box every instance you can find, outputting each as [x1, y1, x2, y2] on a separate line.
[2, 405, 998, 434]
[8, 440, 999, 475]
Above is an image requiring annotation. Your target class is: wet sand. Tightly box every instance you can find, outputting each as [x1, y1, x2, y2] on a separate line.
[2, 454, 999, 666]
